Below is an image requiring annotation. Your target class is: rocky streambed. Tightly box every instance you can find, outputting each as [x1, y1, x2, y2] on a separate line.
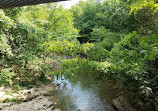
[0, 80, 136, 111]
[0, 84, 60, 111]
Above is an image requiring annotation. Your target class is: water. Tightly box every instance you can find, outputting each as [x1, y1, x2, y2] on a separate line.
[53, 72, 122, 111]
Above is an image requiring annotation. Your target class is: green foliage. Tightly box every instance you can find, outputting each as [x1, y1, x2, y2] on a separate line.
[3, 7, 22, 20]
[71, 0, 157, 42]
[71, 0, 131, 38]
[110, 32, 158, 96]
[0, 3, 78, 86]
[81, 43, 95, 54]
[0, 34, 13, 58]
[47, 6, 79, 40]
[130, 0, 158, 34]
[71, 1, 97, 35]
[59, 58, 110, 78]
[111, 32, 158, 64]
[0, 10, 15, 32]
[90, 26, 122, 50]
[45, 40, 81, 56]
[0, 68, 15, 86]
[45, 40, 109, 62]
[87, 43, 109, 61]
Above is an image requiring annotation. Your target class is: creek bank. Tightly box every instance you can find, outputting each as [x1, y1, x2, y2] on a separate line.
[0, 84, 60, 111]
[112, 95, 136, 111]
[52, 55, 137, 111]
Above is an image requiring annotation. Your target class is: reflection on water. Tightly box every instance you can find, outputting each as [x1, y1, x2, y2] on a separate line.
[53, 72, 121, 111]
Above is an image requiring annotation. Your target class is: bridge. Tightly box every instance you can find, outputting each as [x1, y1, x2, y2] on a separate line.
[0, 0, 67, 9]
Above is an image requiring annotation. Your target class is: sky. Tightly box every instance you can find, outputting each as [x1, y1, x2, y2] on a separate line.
[59, 0, 83, 9]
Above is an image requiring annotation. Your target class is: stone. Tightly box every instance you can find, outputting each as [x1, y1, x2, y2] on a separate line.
[0, 84, 60, 111]
[0, 102, 14, 110]
[112, 95, 136, 111]
[2, 96, 54, 111]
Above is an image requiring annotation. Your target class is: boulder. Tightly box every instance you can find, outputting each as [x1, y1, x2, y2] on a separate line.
[112, 95, 136, 111]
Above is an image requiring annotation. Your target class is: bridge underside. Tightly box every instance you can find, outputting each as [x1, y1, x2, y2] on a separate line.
[0, 0, 67, 9]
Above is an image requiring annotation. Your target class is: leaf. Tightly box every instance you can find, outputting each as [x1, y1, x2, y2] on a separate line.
[129, 50, 133, 56]
[140, 50, 146, 54]
[119, 59, 124, 63]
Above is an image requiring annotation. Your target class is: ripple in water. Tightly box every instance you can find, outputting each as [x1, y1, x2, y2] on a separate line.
[53, 73, 121, 111]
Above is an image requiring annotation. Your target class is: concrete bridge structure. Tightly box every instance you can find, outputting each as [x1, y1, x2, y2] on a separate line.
[0, 0, 67, 9]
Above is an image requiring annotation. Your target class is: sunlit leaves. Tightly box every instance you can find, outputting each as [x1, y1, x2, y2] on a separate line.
[0, 68, 15, 86]
[0, 10, 15, 32]
[0, 34, 13, 57]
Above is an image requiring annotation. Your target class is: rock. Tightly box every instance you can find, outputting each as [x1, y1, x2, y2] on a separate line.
[56, 83, 61, 86]
[0, 102, 14, 110]
[2, 96, 54, 111]
[18, 84, 56, 101]
[112, 95, 136, 111]
[0, 84, 60, 111]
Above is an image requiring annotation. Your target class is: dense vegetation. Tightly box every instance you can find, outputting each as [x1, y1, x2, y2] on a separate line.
[0, 0, 158, 110]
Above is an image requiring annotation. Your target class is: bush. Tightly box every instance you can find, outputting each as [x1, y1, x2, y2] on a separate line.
[109, 32, 158, 97]
[130, 1, 158, 34]
[59, 58, 111, 78]
[0, 68, 15, 86]
[45, 39, 81, 56]
[88, 43, 109, 62]
[90, 27, 122, 50]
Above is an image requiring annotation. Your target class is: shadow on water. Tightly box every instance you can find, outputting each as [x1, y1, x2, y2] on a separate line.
[53, 71, 122, 111]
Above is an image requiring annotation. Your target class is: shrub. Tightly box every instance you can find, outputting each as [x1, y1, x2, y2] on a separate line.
[88, 43, 109, 62]
[45, 39, 81, 56]
[90, 27, 122, 50]
[58, 58, 111, 79]
[109, 32, 158, 97]
[0, 68, 15, 86]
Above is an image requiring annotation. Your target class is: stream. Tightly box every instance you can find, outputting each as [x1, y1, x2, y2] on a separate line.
[53, 71, 122, 111]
